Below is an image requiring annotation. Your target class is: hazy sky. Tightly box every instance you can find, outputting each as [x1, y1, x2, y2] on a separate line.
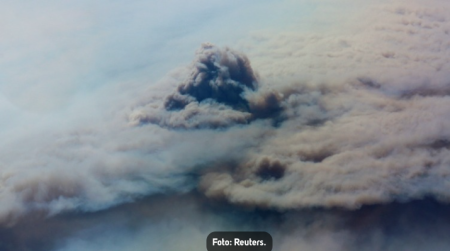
[2, 0, 450, 250]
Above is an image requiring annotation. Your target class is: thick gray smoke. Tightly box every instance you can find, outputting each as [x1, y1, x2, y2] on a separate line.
[3, 1, 450, 250]
[198, 76, 450, 210]
[3, 43, 450, 250]
[129, 43, 285, 129]
[164, 43, 257, 111]
[128, 42, 450, 211]
[3, 41, 450, 250]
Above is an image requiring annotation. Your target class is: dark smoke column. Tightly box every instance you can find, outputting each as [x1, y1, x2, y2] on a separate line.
[165, 43, 258, 112]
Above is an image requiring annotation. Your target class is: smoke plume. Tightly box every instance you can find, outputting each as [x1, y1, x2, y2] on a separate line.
[3, 1, 450, 250]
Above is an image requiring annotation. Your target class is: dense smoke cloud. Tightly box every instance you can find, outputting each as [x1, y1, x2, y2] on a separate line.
[3, 0, 450, 250]
[129, 43, 287, 129]
[130, 43, 257, 128]
[129, 41, 450, 211]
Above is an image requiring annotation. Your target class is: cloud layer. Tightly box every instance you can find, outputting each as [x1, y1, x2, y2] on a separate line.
[3, 0, 450, 250]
